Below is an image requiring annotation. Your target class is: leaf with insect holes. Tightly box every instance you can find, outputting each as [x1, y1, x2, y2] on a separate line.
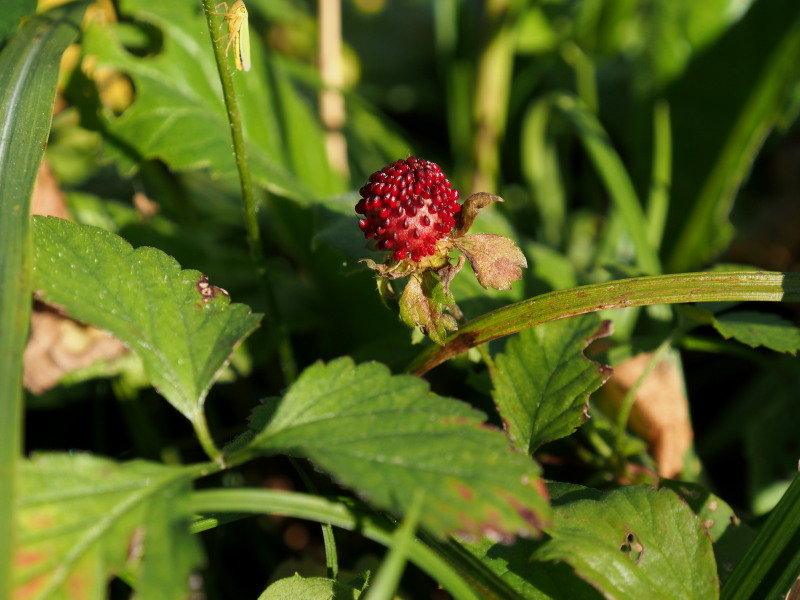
[31, 216, 262, 424]
[534, 484, 719, 599]
[492, 314, 613, 454]
[454, 233, 528, 291]
[13, 453, 202, 600]
[399, 271, 459, 345]
[246, 357, 552, 542]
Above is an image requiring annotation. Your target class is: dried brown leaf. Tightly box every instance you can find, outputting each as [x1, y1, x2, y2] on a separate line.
[453, 192, 503, 237]
[454, 234, 527, 290]
[599, 352, 693, 478]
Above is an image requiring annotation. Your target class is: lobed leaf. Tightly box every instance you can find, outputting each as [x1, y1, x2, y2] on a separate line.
[245, 357, 552, 541]
[31, 216, 262, 423]
[454, 233, 527, 291]
[13, 453, 202, 600]
[491, 314, 613, 454]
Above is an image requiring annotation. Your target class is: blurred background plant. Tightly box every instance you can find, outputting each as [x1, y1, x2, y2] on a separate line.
[6, 0, 800, 597]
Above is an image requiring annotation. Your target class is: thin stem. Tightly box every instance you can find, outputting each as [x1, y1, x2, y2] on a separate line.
[190, 489, 482, 600]
[613, 338, 673, 460]
[194, 409, 224, 467]
[201, 0, 298, 384]
[289, 458, 339, 580]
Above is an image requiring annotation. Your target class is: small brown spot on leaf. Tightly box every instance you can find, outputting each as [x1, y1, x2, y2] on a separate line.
[197, 274, 229, 304]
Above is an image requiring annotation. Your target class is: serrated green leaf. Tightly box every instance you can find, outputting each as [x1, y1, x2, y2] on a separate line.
[711, 310, 800, 354]
[13, 453, 202, 600]
[80, 0, 340, 199]
[31, 216, 262, 423]
[258, 574, 363, 600]
[535, 485, 719, 600]
[659, 480, 756, 586]
[246, 357, 552, 541]
[491, 314, 613, 454]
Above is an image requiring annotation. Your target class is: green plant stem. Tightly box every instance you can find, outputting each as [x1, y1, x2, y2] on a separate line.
[409, 271, 800, 375]
[613, 338, 672, 463]
[201, 0, 297, 385]
[0, 4, 88, 595]
[290, 457, 339, 580]
[363, 492, 425, 600]
[190, 489, 481, 600]
[193, 409, 223, 466]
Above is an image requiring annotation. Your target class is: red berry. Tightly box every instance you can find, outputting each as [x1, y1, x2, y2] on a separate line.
[355, 157, 461, 262]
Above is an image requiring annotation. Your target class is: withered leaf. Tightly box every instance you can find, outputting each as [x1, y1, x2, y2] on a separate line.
[454, 233, 528, 290]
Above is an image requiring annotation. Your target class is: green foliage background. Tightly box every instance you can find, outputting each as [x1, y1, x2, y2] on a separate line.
[2, 0, 800, 598]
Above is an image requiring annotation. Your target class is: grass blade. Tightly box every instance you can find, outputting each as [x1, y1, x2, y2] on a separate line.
[409, 271, 800, 375]
[0, 2, 88, 593]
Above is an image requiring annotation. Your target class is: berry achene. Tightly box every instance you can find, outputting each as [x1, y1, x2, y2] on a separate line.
[355, 157, 461, 262]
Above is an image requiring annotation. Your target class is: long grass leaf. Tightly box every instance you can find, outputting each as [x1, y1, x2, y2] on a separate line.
[0, 2, 88, 594]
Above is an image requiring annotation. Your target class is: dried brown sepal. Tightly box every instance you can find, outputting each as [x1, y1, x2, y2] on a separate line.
[454, 234, 528, 291]
[399, 271, 459, 345]
[452, 193, 503, 237]
[435, 254, 466, 305]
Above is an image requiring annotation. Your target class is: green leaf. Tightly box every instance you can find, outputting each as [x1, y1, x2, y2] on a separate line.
[491, 314, 613, 454]
[246, 357, 552, 541]
[659, 480, 756, 586]
[31, 216, 262, 424]
[0, 3, 89, 595]
[535, 485, 719, 599]
[258, 574, 364, 600]
[13, 453, 202, 600]
[80, 0, 339, 199]
[711, 310, 800, 354]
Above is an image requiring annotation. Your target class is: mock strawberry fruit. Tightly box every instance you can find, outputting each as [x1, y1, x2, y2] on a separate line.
[356, 157, 527, 346]
[355, 157, 461, 263]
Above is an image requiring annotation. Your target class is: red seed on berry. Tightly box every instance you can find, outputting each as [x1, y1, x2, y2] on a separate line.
[355, 157, 461, 262]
